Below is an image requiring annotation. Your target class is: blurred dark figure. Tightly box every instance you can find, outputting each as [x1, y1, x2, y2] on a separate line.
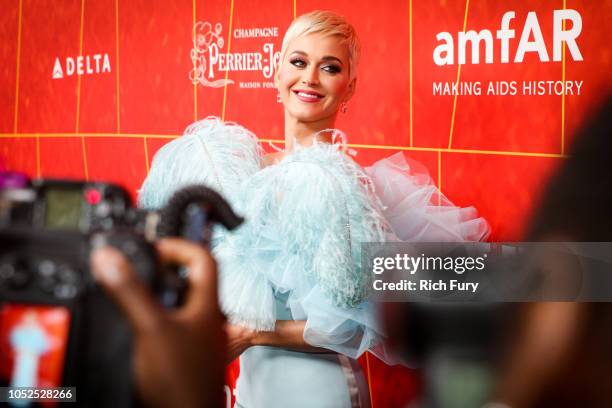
[384, 96, 612, 408]
[494, 95, 612, 408]
[528, 97, 612, 241]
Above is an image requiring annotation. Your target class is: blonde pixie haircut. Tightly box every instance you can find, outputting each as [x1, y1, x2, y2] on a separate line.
[279, 10, 361, 79]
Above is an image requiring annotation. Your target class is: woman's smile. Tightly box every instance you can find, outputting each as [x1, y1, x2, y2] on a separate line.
[292, 89, 325, 103]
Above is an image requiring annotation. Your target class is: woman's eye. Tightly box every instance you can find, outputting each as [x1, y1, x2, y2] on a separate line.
[290, 58, 306, 68]
[322, 65, 341, 74]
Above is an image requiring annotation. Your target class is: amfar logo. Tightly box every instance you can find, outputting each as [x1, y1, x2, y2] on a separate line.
[52, 53, 112, 79]
[190, 21, 281, 87]
[433, 9, 583, 66]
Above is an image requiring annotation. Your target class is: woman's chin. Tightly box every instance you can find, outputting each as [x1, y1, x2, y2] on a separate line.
[286, 108, 335, 124]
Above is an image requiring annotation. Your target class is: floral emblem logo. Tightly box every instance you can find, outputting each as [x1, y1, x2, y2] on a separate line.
[190, 22, 234, 88]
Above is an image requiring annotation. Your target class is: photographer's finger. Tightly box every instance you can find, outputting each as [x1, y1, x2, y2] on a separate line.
[91, 246, 162, 334]
[156, 238, 219, 313]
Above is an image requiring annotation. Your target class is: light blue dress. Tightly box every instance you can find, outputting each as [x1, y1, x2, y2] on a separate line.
[234, 294, 371, 408]
[139, 118, 490, 408]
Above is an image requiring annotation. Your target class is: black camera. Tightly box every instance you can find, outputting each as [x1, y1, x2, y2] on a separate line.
[0, 178, 242, 407]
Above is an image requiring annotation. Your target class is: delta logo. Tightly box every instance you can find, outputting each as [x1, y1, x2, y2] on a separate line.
[52, 53, 112, 79]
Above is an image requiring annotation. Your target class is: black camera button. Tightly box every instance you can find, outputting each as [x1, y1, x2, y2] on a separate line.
[0, 263, 14, 281]
[54, 283, 78, 299]
[57, 264, 80, 285]
[122, 240, 139, 256]
[90, 233, 106, 249]
[3, 260, 31, 289]
[38, 275, 57, 294]
[112, 199, 125, 216]
[101, 218, 114, 229]
[38, 259, 57, 277]
[95, 201, 111, 217]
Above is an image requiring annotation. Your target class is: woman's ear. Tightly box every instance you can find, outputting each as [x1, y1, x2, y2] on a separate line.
[274, 68, 280, 89]
[345, 77, 357, 102]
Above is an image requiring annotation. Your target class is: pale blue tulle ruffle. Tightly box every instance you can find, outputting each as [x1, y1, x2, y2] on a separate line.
[366, 152, 490, 242]
[138, 117, 262, 210]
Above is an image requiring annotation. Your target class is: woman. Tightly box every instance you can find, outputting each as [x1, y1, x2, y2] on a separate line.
[140, 10, 488, 408]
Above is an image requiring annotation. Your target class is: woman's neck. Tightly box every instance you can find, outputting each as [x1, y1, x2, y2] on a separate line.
[283, 114, 336, 151]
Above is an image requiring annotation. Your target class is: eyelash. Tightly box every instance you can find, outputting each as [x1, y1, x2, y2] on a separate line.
[289, 58, 341, 74]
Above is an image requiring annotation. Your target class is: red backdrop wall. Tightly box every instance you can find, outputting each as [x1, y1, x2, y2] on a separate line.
[1, 0, 610, 406]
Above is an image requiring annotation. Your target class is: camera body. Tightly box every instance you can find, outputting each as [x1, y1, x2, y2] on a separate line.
[0, 178, 176, 309]
[1, 178, 147, 233]
[0, 180, 169, 407]
[0, 177, 241, 406]
[0, 228, 155, 407]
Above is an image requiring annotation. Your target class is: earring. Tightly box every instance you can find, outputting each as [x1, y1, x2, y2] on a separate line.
[340, 102, 348, 113]
[277, 93, 282, 103]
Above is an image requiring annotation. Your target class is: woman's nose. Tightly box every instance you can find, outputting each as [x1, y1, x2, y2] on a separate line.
[301, 66, 319, 86]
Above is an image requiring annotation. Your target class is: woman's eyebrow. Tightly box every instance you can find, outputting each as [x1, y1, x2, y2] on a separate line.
[290, 50, 344, 65]
[321, 56, 343, 64]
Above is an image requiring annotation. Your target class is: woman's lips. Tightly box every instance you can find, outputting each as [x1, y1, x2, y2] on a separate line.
[292, 90, 324, 103]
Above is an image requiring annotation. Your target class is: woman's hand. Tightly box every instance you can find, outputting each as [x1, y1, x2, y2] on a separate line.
[225, 323, 256, 362]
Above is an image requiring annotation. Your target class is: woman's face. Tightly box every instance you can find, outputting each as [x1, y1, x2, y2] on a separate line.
[276, 32, 356, 126]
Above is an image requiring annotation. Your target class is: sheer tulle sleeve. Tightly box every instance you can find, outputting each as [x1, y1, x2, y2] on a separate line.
[366, 152, 490, 242]
[299, 286, 397, 363]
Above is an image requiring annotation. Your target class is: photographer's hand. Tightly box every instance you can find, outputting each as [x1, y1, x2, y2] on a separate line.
[91, 238, 226, 408]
